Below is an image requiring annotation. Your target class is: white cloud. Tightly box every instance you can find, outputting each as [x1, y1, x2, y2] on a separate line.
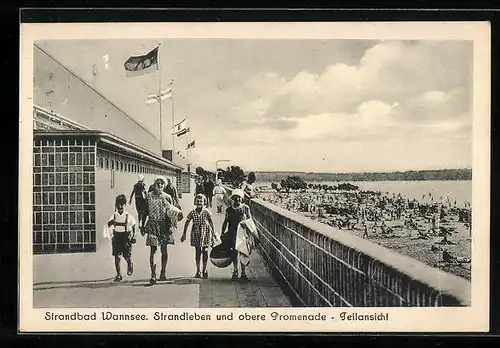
[419, 90, 450, 103]
[190, 39, 472, 171]
[39, 39, 472, 172]
[205, 40, 472, 130]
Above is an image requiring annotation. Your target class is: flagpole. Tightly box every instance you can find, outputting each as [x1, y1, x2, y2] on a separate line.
[172, 80, 175, 155]
[185, 126, 189, 158]
[157, 43, 163, 151]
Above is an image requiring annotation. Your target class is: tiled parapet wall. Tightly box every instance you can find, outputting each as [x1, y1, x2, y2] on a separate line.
[249, 198, 471, 307]
[33, 138, 97, 254]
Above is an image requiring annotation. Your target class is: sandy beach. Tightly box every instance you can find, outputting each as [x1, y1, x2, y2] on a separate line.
[257, 188, 471, 281]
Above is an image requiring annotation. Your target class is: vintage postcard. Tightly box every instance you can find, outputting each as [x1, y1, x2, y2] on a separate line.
[19, 21, 490, 332]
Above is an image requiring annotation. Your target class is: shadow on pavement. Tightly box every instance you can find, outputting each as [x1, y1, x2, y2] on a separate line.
[34, 278, 115, 286]
[34, 276, 201, 291]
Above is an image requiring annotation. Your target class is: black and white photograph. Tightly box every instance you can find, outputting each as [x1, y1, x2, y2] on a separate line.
[19, 21, 490, 332]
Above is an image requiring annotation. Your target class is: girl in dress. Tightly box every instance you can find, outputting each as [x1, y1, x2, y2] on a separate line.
[181, 194, 217, 279]
[140, 176, 174, 285]
[221, 189, 252, 280]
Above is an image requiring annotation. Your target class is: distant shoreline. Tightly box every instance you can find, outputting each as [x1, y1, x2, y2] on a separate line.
[254, 169, 472, 183]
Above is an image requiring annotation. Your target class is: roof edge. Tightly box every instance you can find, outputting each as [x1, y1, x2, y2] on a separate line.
[33, 129, 184, 171]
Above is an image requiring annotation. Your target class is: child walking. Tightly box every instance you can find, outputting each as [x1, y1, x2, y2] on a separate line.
[181, 194, 217, 279]
[221, 189, 252, 280]
[141, 176, 174, 285]
[106, 194, 137, 282]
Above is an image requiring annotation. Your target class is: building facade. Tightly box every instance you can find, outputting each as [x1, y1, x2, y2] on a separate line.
[33, 108, 183, 254]
[162, 150, 197, 197]
[32, 43, 186, 254]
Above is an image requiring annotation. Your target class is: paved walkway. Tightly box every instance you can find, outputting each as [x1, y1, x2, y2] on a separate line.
[33, 194, 291, 308]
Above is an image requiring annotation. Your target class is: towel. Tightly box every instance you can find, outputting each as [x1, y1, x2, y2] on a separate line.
[165, 204, 183, 235]
[234, 218, 258, 266]
[102, 224, 113, 240]
[244, 218, 258, 240]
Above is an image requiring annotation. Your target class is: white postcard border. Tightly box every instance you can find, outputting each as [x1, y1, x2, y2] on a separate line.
[19, 21, 491, 332]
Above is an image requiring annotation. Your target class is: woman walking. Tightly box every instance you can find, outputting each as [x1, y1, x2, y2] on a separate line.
[221, 189, 252, 280]
[213, 179, 227, 213]
[129, 175, 147, 225]
[140, 176, 175, 285]
[181, 194, 217, 279]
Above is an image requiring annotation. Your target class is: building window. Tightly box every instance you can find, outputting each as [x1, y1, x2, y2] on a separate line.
[105, 159, 109, 170]
[99, 157, 104, 169]
[33, 137, 97, 255]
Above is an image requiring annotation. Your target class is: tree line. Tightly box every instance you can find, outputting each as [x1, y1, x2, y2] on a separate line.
[196, 165, 254, 188]
[271, 176, 360, 192]
[255, 168, 472, 182]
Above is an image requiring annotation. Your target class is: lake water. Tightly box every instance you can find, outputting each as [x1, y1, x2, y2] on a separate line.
[257, 180, 472, 207]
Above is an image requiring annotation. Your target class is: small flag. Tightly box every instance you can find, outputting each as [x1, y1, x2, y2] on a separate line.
[146, 88, 172, 104]
[186, 140, 196, 150]
[171, 119, 188, 135]
[124, 47, 158, 77]
[103, 54, 109, 70]
[176, 127, 190, 137]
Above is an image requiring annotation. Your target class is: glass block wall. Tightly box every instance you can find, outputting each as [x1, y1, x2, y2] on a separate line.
[33, 138, 97, 254]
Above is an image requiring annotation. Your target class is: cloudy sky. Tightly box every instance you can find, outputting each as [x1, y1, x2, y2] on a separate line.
[35, 39, 473, 173]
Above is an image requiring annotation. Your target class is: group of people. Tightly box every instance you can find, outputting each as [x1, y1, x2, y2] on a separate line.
[104, 174, 255, 286]
[259, 187, 472, 270]
[194, 177, 244, 213]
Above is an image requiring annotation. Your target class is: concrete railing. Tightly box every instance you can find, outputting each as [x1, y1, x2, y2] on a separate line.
[249, 198, 471, 307]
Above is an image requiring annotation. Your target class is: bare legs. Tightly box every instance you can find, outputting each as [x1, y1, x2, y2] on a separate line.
[202, 248, 208, 273]
[114, 256, 121, 277]
[149, 246, 157, 282]
[149, 244, 168, 284]
[195, 247, 202, 276]
[194, 247, 209, 278]
[114, 254, 133, 281]
[231, 252, 247, 280]
[160, 244, 168, 279]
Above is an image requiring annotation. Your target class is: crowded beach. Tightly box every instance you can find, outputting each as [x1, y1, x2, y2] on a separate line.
[255, 183, 472, 281]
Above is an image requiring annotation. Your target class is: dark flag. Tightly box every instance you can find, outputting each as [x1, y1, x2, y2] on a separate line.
[124, 47, 159, 77]
[177, 127, 190, 137]
[186, 140, 196, 150]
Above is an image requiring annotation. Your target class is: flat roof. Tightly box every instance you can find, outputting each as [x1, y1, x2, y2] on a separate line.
[34, 129, 183, 172]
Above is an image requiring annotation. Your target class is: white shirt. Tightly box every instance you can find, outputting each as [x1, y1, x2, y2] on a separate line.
[213, 186, 226, 195]
[107, 211, 136, 233]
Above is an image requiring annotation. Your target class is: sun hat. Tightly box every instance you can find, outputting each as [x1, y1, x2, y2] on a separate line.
[154, 175, 167, 184]
[231, 189, 244, 199]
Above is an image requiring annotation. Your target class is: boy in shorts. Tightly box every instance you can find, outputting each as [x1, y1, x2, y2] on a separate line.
[107, 194, 137, 282]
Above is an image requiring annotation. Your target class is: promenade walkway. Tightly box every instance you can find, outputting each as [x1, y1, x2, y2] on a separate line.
[33, 194, 292, 308]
